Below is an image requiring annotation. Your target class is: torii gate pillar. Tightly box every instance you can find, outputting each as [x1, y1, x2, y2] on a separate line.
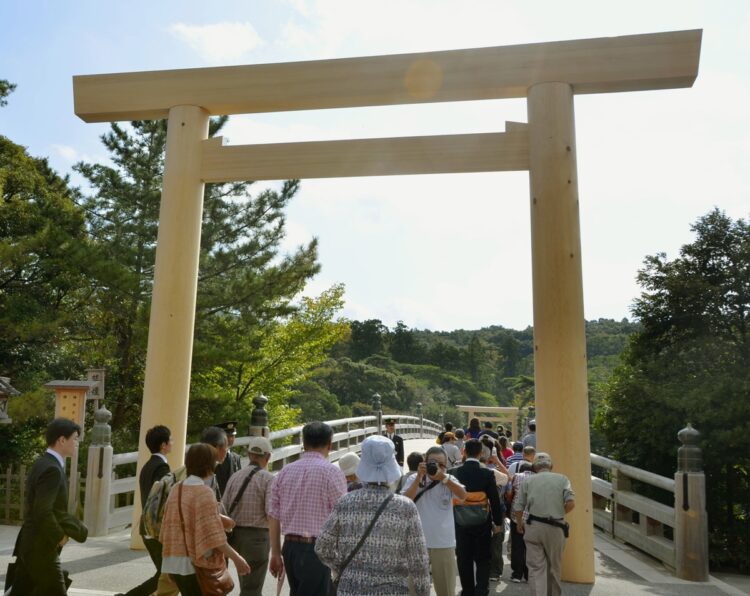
[528, 82, 593, 581]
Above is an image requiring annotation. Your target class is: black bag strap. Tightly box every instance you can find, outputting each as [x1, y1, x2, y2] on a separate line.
[413, 480, 440, 503]
[337, 493, 394, 582]
[227, 466, 260, 516]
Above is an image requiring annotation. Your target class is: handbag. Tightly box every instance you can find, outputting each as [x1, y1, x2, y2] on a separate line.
[333, 493, 394, 594]
[177, 482, 235, 596]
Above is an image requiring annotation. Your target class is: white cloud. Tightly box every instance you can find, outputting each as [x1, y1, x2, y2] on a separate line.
[50, 144, 106, 166]
[51, 144, 79, 162]
[168, 22, 264, 64]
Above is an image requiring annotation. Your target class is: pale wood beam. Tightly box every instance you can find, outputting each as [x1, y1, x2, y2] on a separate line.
[200, 131, 529, 182]
[74, 29, 701, 123]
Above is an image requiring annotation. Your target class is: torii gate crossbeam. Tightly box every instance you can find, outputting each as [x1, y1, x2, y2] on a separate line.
[73, 29, 701, 583]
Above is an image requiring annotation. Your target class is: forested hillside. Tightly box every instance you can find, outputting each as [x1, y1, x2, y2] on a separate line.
[291, 318, 638, 443]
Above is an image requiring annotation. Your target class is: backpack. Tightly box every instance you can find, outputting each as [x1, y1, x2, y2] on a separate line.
[453, 490, 491, 527]
[141, 465, 186, 539]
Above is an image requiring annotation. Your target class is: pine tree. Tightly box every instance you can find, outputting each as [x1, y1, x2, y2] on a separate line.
[75, 118, 320, 431]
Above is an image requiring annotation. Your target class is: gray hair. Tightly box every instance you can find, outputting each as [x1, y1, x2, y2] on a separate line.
[200, 426, 228, 449]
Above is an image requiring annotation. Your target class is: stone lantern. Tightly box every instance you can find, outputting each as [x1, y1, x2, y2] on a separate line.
[0, 377, 20, 425]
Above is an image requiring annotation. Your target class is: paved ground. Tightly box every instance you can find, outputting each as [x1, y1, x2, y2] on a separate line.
[1, 438, 747, 595]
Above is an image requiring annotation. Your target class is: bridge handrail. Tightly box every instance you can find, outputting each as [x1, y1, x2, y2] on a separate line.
[590, 453, 675, 493]
[82, 413, 441, 535]
[590, 452, 676, 569]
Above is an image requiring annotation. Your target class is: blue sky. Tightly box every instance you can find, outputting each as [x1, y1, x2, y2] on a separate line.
[1, 1, 748, 330]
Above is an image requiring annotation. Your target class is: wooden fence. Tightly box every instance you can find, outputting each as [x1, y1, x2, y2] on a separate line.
[590, 452, 677, 568]
[1, 465, 26, 525]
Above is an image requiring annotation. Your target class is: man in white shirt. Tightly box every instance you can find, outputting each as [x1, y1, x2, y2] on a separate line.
[403, 446, 467, 596]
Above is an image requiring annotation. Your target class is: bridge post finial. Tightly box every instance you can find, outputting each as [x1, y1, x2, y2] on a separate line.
[372, 393, 382, 436]
[675, 423, 709, 581]
[83, 405, 114, 537]
[249, 394, 270, 438]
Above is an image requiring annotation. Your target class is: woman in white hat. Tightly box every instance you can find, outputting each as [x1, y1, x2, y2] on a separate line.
[316, 436, 430, 595]
[338, 452, 363, 492]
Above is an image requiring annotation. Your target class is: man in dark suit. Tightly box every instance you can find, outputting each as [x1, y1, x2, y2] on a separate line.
[214, 420, 242, 495]
[10, 418, 88, 595]
[117, 425, 172, 596]
[451, 439, 505, 596]
[383, 418, 404, 467]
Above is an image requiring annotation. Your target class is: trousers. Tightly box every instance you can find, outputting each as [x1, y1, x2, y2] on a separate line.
[455, 523, 491, 596]
[524, 522, 565, 596]
[231, 526, 270, 596]
[510, 520, 529, 580]
[281, 539, 332, 596]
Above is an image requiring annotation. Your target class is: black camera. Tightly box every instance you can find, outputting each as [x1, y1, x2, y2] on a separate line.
[426, 461, 438, 476]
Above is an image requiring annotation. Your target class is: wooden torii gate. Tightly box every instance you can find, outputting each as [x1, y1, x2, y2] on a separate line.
[73, 29, 701, 582]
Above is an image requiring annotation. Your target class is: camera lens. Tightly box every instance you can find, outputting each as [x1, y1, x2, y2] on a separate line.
[426, 462, 438, 476]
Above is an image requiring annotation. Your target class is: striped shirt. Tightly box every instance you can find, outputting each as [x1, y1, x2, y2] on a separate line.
[221, 464, 274, 528]
[268, 451, 346, 537]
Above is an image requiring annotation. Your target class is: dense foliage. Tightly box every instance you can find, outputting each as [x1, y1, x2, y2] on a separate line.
[294, 317, 637, 443]
[596, 209, 750, 571]
[2, 118, 344, 446]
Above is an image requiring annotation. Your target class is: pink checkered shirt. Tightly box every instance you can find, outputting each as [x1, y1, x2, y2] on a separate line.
[268, 451, 347, 538]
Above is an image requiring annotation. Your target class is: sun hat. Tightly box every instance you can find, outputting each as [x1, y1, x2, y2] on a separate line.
[356, 435, 402, 484]
[338, 452, 360, 477]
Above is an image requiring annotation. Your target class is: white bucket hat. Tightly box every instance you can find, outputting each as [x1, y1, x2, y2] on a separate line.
[356, 435, 402, 484]
[338, 452, 360, 477]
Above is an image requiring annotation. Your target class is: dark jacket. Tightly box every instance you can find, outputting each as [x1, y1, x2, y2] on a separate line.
[138, 453, 171, 536]
[139, 454, 171, 508]
[451, 459, 504, 525]
[215, 450, 242, 496]
[14, 452, 88, 559]
[382, 432, 405, 466]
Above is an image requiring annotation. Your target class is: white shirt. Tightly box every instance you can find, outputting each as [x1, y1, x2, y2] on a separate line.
[402, 474, 464, 548]
[46, 448, 65, 470]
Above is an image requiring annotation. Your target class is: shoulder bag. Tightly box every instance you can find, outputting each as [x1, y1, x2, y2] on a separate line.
[177, 482, 235, 596]
[333, 492, 394, 594]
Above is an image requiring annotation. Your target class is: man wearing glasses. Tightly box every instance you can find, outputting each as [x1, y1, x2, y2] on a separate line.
[402, 446, 467, 596]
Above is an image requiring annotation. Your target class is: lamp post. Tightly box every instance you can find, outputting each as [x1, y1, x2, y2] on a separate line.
[372, 393, 382, 437]
[416, 402, 423, 438]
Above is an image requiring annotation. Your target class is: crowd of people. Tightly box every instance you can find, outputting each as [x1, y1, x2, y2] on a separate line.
[9, 415, 573, 596]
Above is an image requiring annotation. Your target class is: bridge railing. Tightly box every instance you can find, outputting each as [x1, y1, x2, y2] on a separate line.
[235, 414, 441, 470]
[83, 413, 441, 535]
[590, 452, 676, 568]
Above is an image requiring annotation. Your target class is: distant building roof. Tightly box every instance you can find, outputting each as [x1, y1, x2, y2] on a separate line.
[44, 380, 98, 391]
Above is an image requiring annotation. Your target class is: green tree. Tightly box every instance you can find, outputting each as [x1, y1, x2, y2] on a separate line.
[75, 119, 320, 432]
[390, 320, 425, 363]
[349, 319, 389, 360]
[596, 209, 750, 570]
[0, 79, 16, 107]
[0, 135, 98, 389]
[191, 284, 349, 429]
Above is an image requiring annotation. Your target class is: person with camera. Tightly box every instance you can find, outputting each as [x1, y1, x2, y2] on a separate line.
[402, 446, 466, 596]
